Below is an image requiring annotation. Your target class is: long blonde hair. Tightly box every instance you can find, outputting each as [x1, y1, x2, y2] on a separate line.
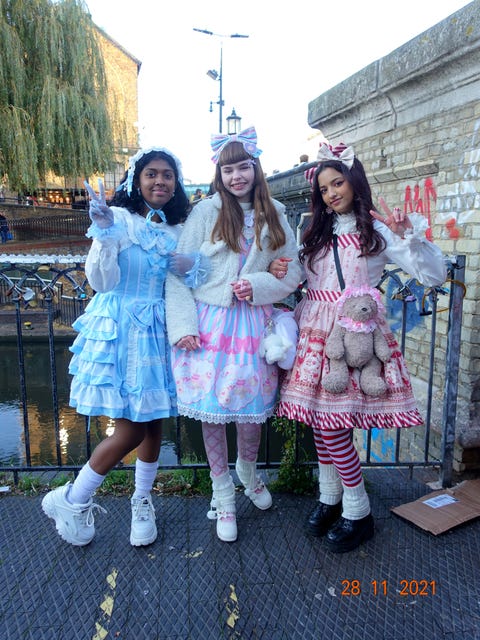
[211, 141, 286, 252]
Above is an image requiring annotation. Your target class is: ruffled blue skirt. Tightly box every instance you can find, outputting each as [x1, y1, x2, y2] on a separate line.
[69, 292, 177, 422]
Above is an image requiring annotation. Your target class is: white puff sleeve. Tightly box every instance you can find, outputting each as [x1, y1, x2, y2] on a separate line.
[373, 215, 447, 287]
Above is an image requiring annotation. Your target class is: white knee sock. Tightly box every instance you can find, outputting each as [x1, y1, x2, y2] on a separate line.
[68, 461, 105, 505]
[132, 459, 158, 499]
[341, 479, 371, 520]
[318, 463, 343, 506]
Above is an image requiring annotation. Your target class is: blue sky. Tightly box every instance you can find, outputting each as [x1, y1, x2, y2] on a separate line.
[85, 0, 472, 183]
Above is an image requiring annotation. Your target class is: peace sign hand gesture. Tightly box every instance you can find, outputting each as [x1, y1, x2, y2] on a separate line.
[84, 179, 114, 229]
[370, 197, 412, 239]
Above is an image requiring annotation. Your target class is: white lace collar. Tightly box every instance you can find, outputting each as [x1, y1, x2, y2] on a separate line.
[333, 212, 357, 235]
[240, 201, 254, 228]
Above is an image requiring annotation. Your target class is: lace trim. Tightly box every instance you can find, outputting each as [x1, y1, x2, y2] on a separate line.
[333, 212, 356, 235]
[177, 405, 274, 424]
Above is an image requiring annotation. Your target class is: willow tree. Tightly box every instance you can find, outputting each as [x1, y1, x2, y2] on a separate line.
[0, 0, 113, 192]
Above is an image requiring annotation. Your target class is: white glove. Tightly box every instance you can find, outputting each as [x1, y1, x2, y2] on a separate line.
[84, 179, 114, 229]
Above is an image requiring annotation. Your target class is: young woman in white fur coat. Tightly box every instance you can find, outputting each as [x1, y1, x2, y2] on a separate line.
[166, 128, 301, 542]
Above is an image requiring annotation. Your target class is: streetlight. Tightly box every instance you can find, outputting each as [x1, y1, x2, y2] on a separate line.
[226, 108, 242, 135]
[193, 28, 249, 133]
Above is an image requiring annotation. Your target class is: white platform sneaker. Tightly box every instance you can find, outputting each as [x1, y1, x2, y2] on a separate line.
[42, 482, 106, 546]
[130, 495, 157, 547]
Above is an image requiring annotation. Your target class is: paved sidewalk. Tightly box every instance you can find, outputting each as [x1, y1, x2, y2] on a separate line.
[1, 468, 479, 640]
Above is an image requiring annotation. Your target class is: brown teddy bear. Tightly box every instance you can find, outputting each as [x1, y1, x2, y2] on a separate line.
[322, 286, 391, 397]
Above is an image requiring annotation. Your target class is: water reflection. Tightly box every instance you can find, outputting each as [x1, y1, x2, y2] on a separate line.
[0, 341, 289, 468]
[0, 341, 178, 466]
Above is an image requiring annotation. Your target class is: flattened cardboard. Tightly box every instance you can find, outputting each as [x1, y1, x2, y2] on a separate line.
[391, 478, 480, 535]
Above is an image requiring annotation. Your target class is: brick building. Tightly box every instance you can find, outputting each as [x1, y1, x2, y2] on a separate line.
[268, 0, 480, 471]
[22, 24, 141, 207]
[94, 26, 142, 197]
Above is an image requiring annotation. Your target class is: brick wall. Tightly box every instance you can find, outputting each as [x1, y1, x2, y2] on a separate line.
[268, 1, 480, 471]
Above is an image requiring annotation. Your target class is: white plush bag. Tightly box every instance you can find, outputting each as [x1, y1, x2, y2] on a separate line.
[259, 307, 298, 370]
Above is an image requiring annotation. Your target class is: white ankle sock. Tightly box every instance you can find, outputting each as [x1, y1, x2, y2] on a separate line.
[133, 459, 158, 499]
[68, 461, 105, 505]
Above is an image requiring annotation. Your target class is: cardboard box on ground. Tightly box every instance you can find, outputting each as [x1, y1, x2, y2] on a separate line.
[391, 479, 480, 535]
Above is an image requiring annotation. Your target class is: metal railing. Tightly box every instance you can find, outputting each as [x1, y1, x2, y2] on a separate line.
[1, 213, 89, 242]
[0, 255, 465, 487]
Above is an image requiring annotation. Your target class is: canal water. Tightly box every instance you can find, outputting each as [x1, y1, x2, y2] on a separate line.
[0, 340, 287, 469]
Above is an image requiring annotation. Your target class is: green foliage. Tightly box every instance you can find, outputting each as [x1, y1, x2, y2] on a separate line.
[0, 0, 114, 192]
[155, 468, 212, 496]
[49, 473, 72, 488]
[269, 416, 316, 495]
[97, 469, 135, 495]
[157, 455, 212, 496]
[17, 474, 42, 493]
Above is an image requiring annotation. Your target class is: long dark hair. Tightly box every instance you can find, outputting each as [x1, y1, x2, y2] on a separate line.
[109, 150, 191, 224]
[300, 157, 385, 271]
[212, 141, 286, 252]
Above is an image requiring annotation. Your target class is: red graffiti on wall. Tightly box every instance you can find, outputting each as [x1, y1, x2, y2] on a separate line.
[402, 177, 459, 240]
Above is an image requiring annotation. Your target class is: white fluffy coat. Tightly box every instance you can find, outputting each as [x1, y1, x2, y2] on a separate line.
[165, 193, 302, 345]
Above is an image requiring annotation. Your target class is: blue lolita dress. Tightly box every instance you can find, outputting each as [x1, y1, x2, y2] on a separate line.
[69, 208, 206, 422]
[171, 206, 278, 424]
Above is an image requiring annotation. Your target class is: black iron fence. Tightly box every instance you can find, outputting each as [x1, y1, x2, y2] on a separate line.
[1, 213, 89, 242]
[0, 255, 465, 487]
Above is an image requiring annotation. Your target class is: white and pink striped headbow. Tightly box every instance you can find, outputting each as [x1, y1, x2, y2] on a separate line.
[210, 126, 262, 164]
[304, 142, 355, 185]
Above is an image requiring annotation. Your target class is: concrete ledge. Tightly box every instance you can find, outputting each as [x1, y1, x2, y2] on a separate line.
[308, 2, 480, 138]
[0, 309, 50, 324]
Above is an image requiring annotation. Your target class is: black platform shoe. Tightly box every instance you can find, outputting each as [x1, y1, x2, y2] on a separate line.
[305, 502, 342, 537]
[324, 513, 374, 553]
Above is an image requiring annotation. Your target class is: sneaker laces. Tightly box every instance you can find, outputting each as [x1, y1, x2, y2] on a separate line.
[132, 497, 154, 521]
[77, 502, 107, 527]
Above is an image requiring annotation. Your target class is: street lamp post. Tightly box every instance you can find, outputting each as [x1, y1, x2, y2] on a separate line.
[226, 108, 242, 135]
[193, 28, 249, 133]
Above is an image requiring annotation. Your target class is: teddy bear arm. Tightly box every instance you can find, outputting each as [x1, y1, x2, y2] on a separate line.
[373, 328, 391, 362]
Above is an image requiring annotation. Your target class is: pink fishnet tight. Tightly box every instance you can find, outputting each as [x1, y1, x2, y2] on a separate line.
[236, 422, 262, 462]
[202, 421, 262, 476]
[202, 423, 228, 477]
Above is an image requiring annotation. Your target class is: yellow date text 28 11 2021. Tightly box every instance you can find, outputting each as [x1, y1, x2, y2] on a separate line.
[341, 579, 437, 597]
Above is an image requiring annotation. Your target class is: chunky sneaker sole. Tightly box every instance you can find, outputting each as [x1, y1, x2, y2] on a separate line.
[130, 496, 157, 547]
[42, 483, 104, 546]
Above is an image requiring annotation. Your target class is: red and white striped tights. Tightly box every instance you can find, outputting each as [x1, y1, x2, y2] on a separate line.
[313, 428, 363, 487]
